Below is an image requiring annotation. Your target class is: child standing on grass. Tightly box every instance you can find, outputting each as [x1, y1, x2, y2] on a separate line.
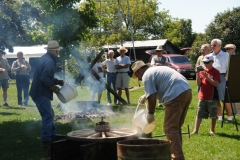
[191, 55, 220, 135]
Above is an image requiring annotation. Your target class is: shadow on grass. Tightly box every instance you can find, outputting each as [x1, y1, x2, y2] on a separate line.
[0, 112, 20, 116]
[217, 132, 240, 140]
[0, 119, 76, 160]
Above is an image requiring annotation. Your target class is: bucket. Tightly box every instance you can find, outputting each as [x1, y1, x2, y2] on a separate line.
[132, 104, 157, 134]
[57, 83, 78, 103]
[117, 139, 172, 160]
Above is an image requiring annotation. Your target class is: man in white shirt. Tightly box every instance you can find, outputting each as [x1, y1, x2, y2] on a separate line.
[210, 39, 232, 122]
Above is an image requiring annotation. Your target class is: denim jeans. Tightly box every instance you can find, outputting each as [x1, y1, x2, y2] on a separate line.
[106, 72, 117, 104]
[16, 75, 30, 105]
[34, 96, 56, 142]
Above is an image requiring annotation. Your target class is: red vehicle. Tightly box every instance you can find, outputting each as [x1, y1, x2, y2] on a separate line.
[148, 54, 196, 79]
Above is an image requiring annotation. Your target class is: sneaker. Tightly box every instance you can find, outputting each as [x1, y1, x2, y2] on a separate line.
[3, 103, 10, 107]
[158, 103, 163, 107]
[41, 141, 51, 148]
[107, 103, 111, 106]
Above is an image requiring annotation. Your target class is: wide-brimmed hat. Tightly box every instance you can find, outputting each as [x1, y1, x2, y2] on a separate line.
[202, 55, 214, 62]
[155, 45, 165, 51]
[44, 40, 63, 50]
[224, 44, 236, 49]
[131, 61, 148, 78]
[117, 47, 128, 53]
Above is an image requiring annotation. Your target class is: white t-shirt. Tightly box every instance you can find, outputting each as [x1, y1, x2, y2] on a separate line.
[102, 59, 116, 73]
[142, 66, 190, 103]
[92, 62, 104, 78]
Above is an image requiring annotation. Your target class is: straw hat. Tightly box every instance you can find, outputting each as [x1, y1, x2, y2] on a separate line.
[117, 47, 128, 53]
[155, 45, 165, 51]
[131, 61, 148, 78]
[44, 40, 63, 50]
[224, 44, 236, 49]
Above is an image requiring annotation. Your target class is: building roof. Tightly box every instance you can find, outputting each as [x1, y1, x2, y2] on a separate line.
[102, 39, 168, 49]
[5, 45, 47, 55]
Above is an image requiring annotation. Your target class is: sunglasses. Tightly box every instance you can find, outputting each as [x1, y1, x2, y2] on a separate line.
[211, 44, 217, 47]
[203, 61, 211, 64]
[225, 48, 233, 51]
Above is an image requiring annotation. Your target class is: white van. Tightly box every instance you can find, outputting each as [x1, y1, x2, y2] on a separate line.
[4, 45, 47, 79]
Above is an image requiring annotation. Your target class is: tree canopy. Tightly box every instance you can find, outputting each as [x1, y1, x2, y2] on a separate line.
[188, 7, 240, 65]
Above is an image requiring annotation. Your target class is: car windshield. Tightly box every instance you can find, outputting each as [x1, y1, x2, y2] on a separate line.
[170, 56, 191, 64]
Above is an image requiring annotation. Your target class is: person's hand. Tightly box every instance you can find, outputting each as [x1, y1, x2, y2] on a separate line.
[201, 71, 208, 78]
[147, 114, 155, 123]
[138, 95, 147, 104]
[57, 80, 64, 86]
[50, 85, 60, 94]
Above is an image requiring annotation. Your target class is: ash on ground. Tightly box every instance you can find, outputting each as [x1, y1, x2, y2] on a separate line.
[55, 101, 116, 120]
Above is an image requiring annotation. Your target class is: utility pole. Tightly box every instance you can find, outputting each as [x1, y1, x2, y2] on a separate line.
[118, 0, 123, 46]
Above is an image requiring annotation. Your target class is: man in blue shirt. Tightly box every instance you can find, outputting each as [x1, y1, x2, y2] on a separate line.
[29, 40, 64, 148]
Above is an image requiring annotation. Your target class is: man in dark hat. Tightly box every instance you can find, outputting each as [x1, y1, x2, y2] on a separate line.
[29, 40, 64, 148]
[132, 60, 192, 160]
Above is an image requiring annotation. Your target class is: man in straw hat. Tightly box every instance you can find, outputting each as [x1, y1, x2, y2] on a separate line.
[29, 40, 64, 148]
[151, 45, 169, 67]
[132, 60, 192, 160]
[114, 47, 131, 104]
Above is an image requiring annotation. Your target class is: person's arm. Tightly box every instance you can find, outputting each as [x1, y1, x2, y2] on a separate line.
[26, 61, 31, 73]
[40, 62, 55, 88]
[196, 71, 201, 86]
[202, 71, 219, 87]
[147, 93, 157, 114]
[11, 61, 20, 73]
[150, 57, 156, 66]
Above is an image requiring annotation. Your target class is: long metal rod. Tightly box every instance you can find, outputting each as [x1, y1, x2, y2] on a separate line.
[126, 0, 136, 61]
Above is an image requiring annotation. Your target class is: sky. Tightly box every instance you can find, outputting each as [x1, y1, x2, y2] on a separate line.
[157, 0, 240, 33]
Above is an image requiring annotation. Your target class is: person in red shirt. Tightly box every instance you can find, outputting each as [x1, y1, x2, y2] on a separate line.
[191, 55, 220, 135]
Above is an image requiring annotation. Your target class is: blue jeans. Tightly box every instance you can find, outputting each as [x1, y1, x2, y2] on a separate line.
[106, 72, 117, 104]
[34, 96, 56, 142]
[16, 75, 30, 105]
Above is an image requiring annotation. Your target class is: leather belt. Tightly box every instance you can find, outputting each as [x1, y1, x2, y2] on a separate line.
[220, 73, 226, 75]
[107, 72, 116, 74]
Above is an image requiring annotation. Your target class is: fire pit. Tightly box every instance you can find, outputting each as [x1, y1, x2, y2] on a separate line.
[51, 117, 138, 160]
[67, 117, 138, 142]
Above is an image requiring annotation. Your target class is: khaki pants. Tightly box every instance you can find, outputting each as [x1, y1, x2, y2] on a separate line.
[164, 89, 192, 160]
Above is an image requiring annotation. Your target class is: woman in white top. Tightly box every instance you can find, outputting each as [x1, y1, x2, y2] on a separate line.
[102, 50, 117, 105]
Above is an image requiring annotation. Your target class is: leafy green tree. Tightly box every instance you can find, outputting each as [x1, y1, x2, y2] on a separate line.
[205, 7, 240, 53]
[188, 33, 208, 65]
[164, 18, 196, 49]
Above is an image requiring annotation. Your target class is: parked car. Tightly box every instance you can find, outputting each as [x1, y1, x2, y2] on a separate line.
[148, 54, 196, 79]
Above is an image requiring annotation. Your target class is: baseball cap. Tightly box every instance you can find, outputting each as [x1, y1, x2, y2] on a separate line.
[202, 55, 214, 62]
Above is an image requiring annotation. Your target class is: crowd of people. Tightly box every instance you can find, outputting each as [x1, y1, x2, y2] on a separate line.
[131, 38, 237, 160]
[0, 39, 237, 158]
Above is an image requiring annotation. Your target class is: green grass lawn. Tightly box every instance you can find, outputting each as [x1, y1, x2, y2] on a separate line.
[0, 79, 239, 160]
